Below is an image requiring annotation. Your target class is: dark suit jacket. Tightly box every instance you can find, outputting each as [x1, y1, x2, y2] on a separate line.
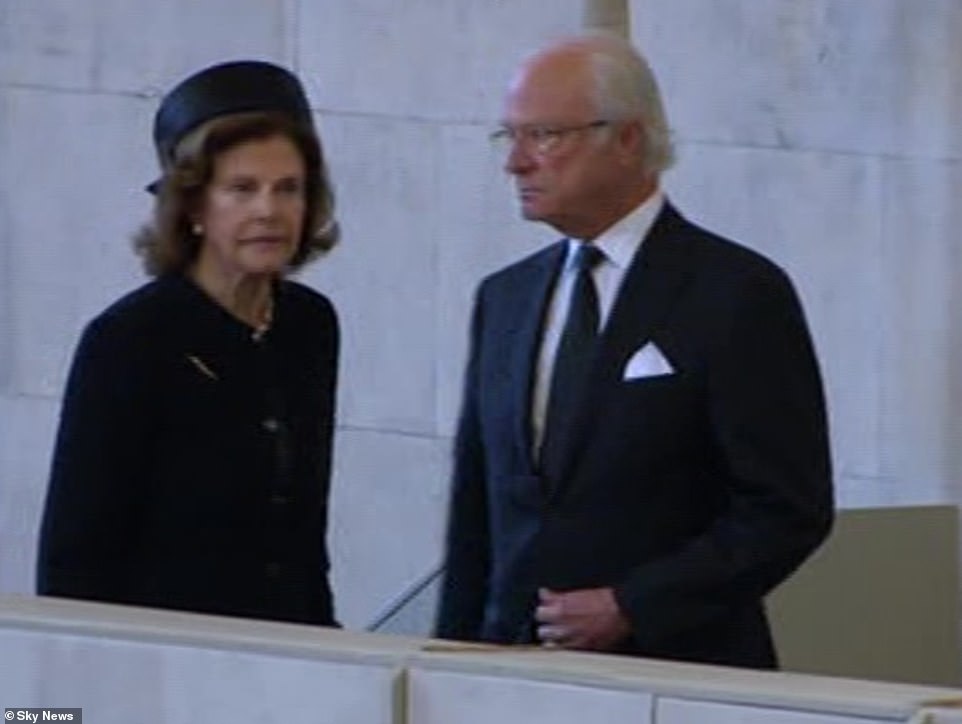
[37, 275, 339, 627]
[435, 203, 833, 668]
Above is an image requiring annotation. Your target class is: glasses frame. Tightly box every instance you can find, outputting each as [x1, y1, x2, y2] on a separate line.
[489, 120, 611, 157]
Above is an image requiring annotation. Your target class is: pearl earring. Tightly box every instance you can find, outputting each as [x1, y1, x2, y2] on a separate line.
[192, 222, 204, 236]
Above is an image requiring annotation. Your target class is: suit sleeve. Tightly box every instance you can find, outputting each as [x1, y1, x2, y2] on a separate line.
[37, 315, 153, 601]
[434, 289, 491, 641]
[614, 267, 834, 645]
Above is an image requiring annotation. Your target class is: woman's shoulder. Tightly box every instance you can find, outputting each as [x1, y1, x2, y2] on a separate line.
[278, 279, 337, 322]
[84, 276, 187, 341]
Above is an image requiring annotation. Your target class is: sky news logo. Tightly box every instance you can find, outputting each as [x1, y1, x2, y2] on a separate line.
[4, 711, 81, 722]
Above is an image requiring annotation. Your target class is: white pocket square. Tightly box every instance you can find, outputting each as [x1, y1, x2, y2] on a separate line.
[623, 342, 675, 380]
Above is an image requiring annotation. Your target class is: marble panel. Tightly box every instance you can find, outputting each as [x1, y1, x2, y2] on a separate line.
[657, 697, 891, 724]
[878, 158, 962, 501]
[328, 428, 449, 630]
[408, 668, 654, 724]
[297, 0, 585, 122]
[0, 89, 11, 393]
[159, 644, 397, 724]
[0, 629, 398, 724]
[301, 114, 441, 435]
[0, 395, 60, 594]
[2, 87, 153, 398]
[830, 473, 935, 511]
[0, 0, 293, 94]
[0, 0, 98, 88]
[92, 0, 294, 96]
[631, 0, 962, 160]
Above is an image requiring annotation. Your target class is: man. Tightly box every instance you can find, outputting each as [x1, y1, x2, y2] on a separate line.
[434, 33, 833, 669]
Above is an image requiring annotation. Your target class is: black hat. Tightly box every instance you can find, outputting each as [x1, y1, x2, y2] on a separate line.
[148, 60, 314, 192]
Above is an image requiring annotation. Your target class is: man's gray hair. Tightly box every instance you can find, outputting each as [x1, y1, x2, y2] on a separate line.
[580, 32, 675, 174]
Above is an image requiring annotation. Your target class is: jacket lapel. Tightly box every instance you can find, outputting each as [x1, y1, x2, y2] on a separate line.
[547, 203, 695, 499]
[502, 242, 567, 473]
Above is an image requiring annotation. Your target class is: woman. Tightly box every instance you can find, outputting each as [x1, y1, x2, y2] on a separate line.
[37, 60, 340, 626]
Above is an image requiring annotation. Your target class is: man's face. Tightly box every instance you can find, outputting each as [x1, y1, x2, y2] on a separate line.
[499, 52, 627, 240]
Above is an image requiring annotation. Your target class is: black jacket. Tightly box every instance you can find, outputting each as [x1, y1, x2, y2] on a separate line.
[436, 204, 833, 667]
[38, 274, 339, 626]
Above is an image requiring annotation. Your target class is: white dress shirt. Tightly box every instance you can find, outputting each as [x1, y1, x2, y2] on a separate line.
[531, 190, 666, 456]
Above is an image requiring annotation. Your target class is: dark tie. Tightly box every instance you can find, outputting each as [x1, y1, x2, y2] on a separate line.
[540, 243, 604, 476]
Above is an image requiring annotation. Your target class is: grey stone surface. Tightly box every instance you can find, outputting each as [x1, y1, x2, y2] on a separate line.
[0, 395, 60, 593]
[328, 428, 450, 630]
[2, 86, 152, 398]
[0, 89, 11, 394]
[632, 0, 962, 160]
[657, 698, 889, 724]
[408, 669, 655, 724]
[298, 0, 585, 122]
[92, 0, 294, 95]
[302, 114, 443, 436]
[878, 158, 962, 504]
[0, 0, 98, 89]
[0, 0, 293, 94]
[1, 628, 399, 724]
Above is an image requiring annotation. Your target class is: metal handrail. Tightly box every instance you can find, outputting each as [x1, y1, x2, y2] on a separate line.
[365, 562, 445, 632]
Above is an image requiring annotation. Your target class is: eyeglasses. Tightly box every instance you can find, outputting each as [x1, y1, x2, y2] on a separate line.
[489, 120, 611, 156]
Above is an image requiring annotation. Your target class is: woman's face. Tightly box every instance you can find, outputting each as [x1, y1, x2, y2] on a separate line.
[192, 133, 306, 283]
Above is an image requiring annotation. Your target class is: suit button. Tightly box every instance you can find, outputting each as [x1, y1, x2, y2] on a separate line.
[270, 494, 290, 505]
[262, 418, 280, 433]
[266, 562, 281, 577]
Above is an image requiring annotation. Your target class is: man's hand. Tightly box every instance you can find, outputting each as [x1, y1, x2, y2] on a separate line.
[534, 587, 631, 651]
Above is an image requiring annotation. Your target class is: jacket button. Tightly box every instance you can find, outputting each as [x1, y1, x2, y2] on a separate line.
[266, 562, 281, 577]
[262, 418, 280, 433]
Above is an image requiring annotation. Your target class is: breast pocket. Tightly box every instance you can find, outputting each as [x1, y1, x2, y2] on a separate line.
[608, 372, 702, 452]
[620, 372, 686, 396]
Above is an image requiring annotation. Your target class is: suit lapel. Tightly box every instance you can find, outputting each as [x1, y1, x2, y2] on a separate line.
[598, 204, 694, 381]
[502, 242, 567, 473]
[547, 203, 695, 499]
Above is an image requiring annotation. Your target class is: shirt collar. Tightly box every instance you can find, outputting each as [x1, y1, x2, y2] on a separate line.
[566, 189, 665, 269]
